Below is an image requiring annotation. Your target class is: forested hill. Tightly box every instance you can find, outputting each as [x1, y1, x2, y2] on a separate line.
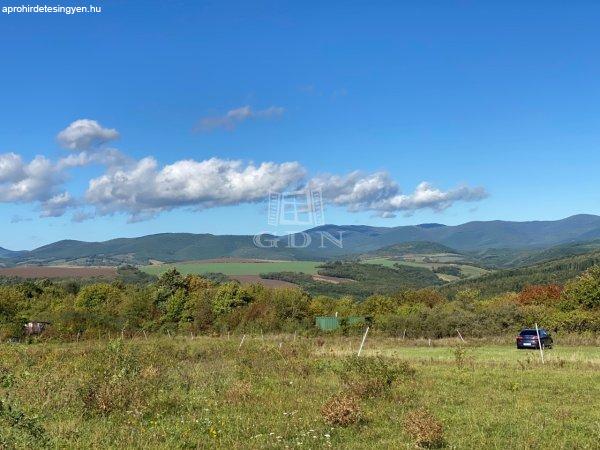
[440, 251, 600, 296]
[0, 214, 599, 266]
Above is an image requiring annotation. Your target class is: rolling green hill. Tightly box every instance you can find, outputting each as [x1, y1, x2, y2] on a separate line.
[2, 214, 600, 266]
[468, 238, 600, 268]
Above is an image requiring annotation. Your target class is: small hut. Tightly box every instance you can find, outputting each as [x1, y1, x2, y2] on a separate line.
[24, 321, 51, 335]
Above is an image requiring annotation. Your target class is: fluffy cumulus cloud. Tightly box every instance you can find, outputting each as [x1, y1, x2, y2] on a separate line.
[57, 119, 120, 150]
[84, 159, 487, 221]
[309, 171, 400, 212]
[85, 157, 306, 221]
[380, 182, 488, 214]
[0, 118, 120, 217]
[309, 172, 487, 217]
[1, 118, 488, 221]
[0, 153, 63, 203]
[0, 152, 76, 218]
[196, 105, 284, 132]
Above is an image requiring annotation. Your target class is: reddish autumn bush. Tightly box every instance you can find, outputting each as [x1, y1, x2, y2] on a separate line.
[517, 284, 562, 306]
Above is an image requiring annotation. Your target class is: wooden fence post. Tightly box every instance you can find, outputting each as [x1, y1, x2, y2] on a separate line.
[357, 326, 370, 357]
[535, 323, 545, 364]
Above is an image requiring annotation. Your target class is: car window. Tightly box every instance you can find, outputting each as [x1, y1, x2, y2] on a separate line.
[520, 330, 537, 336]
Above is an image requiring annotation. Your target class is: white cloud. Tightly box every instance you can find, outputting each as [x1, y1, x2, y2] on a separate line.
[196, 105, 284, 132]
[0, 119, 124, 218]
[85, 157, 306, 221]
[309, 171, 400, 212]
[0, 153, 75, 218]
[58, 148, 131, 170]
[57, 119, 120, 150]
[309, 172, 487, 217]
[41, 192, 76, 218]
[0, 153, 25, 183]
[0, 154, 64, 203]
[1, 119, 488, 222]
[381, 182, 488, 213]
[83, 158, 487, 221]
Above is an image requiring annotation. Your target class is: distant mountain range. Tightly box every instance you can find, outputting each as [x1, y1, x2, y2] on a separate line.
[2, 214, 600, 268]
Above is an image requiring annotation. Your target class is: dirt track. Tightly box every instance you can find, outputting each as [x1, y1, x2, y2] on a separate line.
[312, 274, 355, 284]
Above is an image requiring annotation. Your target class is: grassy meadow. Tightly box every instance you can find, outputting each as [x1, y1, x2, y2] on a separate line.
[1, 335, 599, 449]
[141, 260, 322, 277]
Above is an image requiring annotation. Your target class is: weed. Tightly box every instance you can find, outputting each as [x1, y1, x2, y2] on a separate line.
[452, 345, 473, 369]
[0, 398, 50, 447]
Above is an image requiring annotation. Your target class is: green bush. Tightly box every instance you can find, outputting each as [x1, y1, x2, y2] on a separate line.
[336, 356, 415, 398]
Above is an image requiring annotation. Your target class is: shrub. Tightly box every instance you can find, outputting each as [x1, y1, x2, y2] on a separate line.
[562, 265, 600, 309]
[337, 356, 415, 398]
[321, 394, 362, 426]
[403, 408, 445, 448]
[76, 283, 122, 310]
[211, 282, 252, 316]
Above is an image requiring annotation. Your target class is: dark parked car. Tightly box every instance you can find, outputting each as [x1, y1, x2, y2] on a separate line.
[516, 328, 553, 349]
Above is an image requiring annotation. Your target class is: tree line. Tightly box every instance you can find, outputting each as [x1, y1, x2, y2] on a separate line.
[1, 265, 599, 341]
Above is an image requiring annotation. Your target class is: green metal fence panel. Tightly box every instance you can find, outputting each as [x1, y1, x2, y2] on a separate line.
[315, 316, 340, 331]
[315, 316, 367, 330]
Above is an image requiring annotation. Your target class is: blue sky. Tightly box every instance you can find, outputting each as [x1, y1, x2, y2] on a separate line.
[1, 1, 600, 250]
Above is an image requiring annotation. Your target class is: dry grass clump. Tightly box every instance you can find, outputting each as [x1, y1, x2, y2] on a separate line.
[321, 394, 362, 427]
[225, 380, 253, 404]
[81, 382, 144, 414]
[403, 408, 445, 448]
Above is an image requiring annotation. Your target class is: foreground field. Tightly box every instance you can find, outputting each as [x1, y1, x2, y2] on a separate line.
[141, 260, 321, 277]
[1, 336, 599, 448]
